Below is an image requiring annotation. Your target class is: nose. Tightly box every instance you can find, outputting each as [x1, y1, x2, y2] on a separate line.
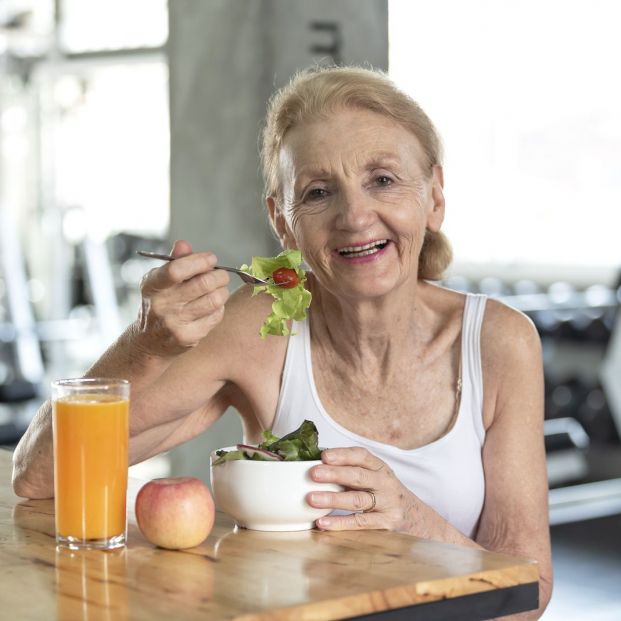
[334, 187, 377, 232]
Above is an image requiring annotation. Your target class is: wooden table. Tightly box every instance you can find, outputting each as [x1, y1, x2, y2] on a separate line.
[0, 450, 539, 620]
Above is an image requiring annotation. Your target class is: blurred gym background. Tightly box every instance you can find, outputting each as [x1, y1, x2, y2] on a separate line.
[0, 2, 620, 618]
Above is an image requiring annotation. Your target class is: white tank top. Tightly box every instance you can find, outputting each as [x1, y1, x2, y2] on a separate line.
[272, 293, 487, 538]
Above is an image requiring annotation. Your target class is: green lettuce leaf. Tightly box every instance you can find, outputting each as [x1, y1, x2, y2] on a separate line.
[259, 429, 280, 446]
[240, 249, 312, 338]
[263, 419, 321, 460]
[212, 419, 322, 465]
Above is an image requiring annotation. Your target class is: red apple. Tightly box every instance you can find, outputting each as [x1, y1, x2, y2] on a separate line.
[135, 477, 215, 550]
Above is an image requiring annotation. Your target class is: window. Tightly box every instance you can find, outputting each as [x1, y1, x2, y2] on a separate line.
[48, 61, 170, 240]
[389, 0, 621, 275]
[60, 0, 167, 53]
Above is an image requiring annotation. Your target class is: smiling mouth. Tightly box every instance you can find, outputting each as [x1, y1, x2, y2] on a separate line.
[337, 239, 389, 258]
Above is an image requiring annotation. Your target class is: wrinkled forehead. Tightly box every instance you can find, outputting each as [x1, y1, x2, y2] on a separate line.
[277, 108, 428, 190]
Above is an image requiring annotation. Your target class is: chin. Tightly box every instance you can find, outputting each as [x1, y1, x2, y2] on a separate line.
[339, 276, 404, 300]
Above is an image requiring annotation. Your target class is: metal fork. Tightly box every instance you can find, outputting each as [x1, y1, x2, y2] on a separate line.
[136, 251, 272, 285]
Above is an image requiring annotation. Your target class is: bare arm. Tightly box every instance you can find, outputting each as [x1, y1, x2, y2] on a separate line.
[12, 241, 230, 498]
[474, 304, 552, 618]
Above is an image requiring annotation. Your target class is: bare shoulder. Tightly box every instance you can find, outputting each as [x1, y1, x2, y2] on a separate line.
[481, 298, 542, 363]
[480, 298, 543, 425]
[423, 284, 541, 360]
[196, 284, 289, 380]
[219, 284, 276, 337]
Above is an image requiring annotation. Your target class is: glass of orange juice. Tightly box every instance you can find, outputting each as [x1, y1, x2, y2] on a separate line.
[52, 378, 130, 550]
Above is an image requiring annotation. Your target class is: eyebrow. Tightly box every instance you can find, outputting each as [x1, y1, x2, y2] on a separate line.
[365, 153, 402, 169]
[296, 152, 403, 181]
[296, 166, 331, 180]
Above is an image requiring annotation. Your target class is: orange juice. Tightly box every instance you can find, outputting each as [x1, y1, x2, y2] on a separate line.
[53, 394, 129, 544]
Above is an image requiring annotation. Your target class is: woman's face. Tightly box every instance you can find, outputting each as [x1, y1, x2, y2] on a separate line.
[269, 107, 445, 299]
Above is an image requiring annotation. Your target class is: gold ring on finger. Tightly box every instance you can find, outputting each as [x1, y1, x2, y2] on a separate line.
[362, 489, 376, 513]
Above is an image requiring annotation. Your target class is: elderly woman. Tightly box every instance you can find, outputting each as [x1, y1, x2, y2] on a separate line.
[13, 66, 551, 616]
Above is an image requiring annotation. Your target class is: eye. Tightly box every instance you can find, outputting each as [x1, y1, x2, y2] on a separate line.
[375, 175, 393, 187]
[304, 187, 329, 202]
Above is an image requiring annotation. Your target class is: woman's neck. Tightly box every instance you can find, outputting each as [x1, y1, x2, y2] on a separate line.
[307, 276, 434, 365]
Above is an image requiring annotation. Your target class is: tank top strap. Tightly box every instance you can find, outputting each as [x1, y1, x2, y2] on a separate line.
[271, 317, 309, 435]
[461, 293, 487, 445]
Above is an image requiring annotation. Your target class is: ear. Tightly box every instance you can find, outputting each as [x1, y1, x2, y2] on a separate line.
[266, 196, 298, 249]
[426, 165, 445, 233]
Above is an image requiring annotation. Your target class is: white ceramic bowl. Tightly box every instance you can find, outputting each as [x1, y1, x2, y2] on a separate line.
[210, 447, 342, 531]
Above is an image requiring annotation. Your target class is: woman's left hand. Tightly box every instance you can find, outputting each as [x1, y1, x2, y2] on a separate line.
[307, 447, 423, 533]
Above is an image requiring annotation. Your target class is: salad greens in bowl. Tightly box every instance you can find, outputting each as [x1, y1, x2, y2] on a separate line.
[212, 419, 321, 465]
[210, 420, 342, 531]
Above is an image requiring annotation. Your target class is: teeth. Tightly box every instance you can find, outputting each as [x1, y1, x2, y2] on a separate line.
[338, 240, 388, 255]
[344, 247, 380, 257]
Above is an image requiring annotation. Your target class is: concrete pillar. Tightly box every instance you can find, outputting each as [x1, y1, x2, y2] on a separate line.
[167, 0, 388, 482]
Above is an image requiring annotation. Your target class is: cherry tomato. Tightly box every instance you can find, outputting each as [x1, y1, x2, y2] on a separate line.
[272, 267, 299, 288]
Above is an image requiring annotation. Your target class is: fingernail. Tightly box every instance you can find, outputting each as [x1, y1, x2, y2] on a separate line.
[313, 467, 326, 480]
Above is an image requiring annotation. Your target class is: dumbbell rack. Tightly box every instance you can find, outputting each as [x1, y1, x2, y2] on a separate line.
[0, 210, 45, 389]
[0, 210, 44, 446]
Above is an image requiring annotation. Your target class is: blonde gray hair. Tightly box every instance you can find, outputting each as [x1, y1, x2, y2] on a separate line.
[261, 65, 452, 280]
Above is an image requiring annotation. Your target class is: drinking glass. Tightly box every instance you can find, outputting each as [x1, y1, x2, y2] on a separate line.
[52, 378, 129, 550]
[56, 547, 128, 620]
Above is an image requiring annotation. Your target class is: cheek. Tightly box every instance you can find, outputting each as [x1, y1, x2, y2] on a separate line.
[290, 207, 331, 242]
[289, 220, 334, 269]
[391, 205, 427, 240]
[291, 228, 322, 262]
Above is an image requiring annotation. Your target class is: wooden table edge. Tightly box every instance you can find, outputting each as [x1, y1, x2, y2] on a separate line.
[232, 563, 539, 621]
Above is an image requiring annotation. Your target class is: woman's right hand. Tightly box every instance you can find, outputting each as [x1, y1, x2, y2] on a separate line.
[136, 240, 231, 357]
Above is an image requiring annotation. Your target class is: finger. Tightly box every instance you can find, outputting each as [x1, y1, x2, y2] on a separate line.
[155, 283, 228, 329]
[311, 464, 377, 491]
[184, 307, 227, 338]
[307, 489, 376, 513]
[322, 447, 386, 472]
[315, 511, 382, 531]
[170, 239, 193, 258]
[182, 285, 230, 321]
[149, 252, 219, 289]
[172, 268, 230, 303]
[141, 277, 229, 336]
